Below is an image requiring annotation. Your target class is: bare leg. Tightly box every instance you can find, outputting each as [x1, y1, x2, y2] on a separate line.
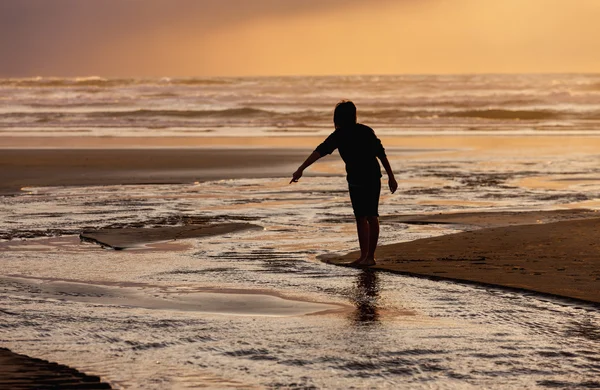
[359, 216, 379, 266]
[350, 216, 369, 265]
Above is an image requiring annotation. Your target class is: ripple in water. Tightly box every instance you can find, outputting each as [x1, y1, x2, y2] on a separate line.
[1, 172, 600, 388]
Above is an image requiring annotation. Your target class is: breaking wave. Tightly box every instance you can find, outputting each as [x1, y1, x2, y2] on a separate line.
[360, 108, 574, 121]
[3, 74, 600, 135]
[442, 109, 562, 120]
[4, 108, 599, 123]
[86, 107, 277, 118]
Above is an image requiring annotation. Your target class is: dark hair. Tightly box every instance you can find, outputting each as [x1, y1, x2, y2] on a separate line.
[333, 100, 357, 129]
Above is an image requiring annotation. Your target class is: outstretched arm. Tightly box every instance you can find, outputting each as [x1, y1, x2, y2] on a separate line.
[379, 155, 398, 193]
[290, 151, 321, 184]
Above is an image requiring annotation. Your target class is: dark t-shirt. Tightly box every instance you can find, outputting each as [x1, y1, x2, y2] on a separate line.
[314, 123, 386, 185]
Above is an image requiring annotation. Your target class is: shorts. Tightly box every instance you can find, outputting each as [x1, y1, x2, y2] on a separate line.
[348, 180, 381, 218]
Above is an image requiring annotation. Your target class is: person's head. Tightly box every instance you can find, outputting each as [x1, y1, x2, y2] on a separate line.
[333, 100, 357, 129]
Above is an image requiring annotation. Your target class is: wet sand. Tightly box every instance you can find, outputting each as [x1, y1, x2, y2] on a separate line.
[2, 274, 346, 317]
[7, 133, 600, 194]
[0, 348, 112, 389]
[4, 135, 600, 386]
[4, 138, 600, 306]
[383, 209, 600, 228]
[1, 223, 344, 388]
[329, 210, 600, 304]
[80, 223, 261, 250]
[0, 148, 308, 195]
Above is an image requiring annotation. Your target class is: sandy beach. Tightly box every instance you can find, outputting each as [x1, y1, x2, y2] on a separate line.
[2, 135, 600, 388]
[3, 4, 600, 385]
[328, 209, 600, 304]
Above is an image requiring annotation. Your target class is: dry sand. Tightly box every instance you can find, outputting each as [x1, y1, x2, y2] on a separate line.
[329, 210, 600, 304]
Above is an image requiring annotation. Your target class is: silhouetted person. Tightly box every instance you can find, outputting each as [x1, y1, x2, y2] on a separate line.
[290, 101, 397, 266]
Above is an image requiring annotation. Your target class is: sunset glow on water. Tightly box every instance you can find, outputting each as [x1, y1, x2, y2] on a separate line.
[2, 1, 600, 388]
[2, 74, 600, 138]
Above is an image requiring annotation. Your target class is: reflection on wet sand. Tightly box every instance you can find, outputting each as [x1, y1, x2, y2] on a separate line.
[350, 269, 380, 324]
[3, 135, 600, 387]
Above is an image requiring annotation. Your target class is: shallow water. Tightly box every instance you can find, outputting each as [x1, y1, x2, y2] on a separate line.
[2, 148, 600, 389]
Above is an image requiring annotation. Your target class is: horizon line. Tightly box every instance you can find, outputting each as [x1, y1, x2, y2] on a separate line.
[2, 71, 600, 80]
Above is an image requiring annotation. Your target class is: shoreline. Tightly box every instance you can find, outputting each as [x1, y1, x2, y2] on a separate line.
[326, 211, 600, 304]
[3, 135, 600, 386]
[3, 142, 600, 305]
[6, 132, 600, 195]
[366, 266, 600, 309]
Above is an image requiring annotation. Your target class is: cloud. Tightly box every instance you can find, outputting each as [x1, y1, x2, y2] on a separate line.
[1, 0, 598, 77]
[1, 0, 402, 76]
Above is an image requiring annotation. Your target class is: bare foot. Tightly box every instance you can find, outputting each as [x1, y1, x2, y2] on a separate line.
[357, 257, 376, 267]
[349, 257, 366, 266]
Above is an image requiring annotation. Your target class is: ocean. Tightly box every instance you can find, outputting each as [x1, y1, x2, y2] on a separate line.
[2, 74, 600, 138]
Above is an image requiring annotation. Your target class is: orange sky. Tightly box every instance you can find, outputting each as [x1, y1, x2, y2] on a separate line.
[1, 0, 599, 77]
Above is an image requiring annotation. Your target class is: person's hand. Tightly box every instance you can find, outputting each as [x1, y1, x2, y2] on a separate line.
[290, 169, 303, 184]
[388, 177, 398, 194]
